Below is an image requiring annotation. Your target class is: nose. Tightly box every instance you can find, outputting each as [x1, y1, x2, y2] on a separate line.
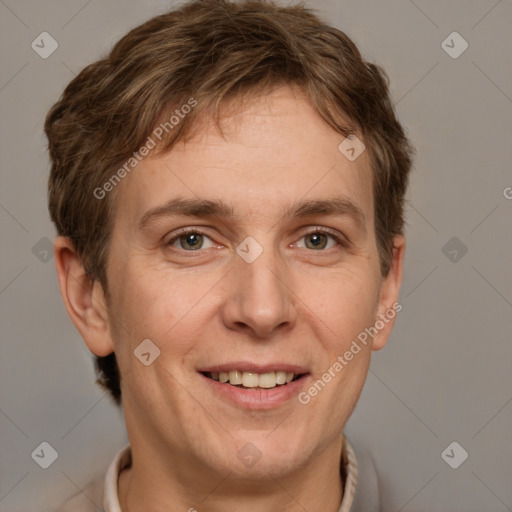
[220, 245, 297, 339]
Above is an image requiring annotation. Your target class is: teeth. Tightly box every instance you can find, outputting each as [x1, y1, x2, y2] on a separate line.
[228, 370, 242, 385]
[241, 372, 259, 388]
[275, 371, 287, 385]
[207, 370, 300, 388]
[259, 372, 277, 389]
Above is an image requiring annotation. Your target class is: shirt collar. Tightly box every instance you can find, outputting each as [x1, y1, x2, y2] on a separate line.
[102, 435, 376, 512]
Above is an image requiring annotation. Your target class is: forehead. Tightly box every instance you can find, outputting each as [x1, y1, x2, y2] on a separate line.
[113, 86, 374, 228]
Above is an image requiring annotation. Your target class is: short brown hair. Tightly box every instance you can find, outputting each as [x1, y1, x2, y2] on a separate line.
[46, 0, 414, 406]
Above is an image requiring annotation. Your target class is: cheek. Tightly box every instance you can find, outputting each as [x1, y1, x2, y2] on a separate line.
[107, 261, 219, 358]
[302, 267, 381, 346]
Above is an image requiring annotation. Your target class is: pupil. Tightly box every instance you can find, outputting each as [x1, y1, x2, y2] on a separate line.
[307, 233, 327, 250]
[182, 233, 202, 249]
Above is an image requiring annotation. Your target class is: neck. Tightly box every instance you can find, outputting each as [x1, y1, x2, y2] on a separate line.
[118, 436, 344, 512]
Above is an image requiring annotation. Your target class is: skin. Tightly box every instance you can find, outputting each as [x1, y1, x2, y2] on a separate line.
[55, 85, 405, 511]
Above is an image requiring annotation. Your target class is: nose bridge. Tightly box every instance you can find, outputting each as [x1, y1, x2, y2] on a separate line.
[244, 251, 285, 306]
[224, 239, 295, 336]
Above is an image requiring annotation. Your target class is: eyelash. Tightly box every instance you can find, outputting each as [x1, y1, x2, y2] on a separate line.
[165, 226, 349, 251]
[301, 227, 350, 249]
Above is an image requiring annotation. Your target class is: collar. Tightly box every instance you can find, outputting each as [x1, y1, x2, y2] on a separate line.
[93, 434, 378, 511]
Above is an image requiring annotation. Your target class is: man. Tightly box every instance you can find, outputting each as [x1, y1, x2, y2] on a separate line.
[47, 0, 413, 510]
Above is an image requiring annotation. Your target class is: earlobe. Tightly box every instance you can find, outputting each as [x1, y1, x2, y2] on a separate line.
[54, 236, 114, 357]
[371, 235, 406, 351]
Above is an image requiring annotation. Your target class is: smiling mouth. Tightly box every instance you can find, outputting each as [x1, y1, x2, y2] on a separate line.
[202, 370, 306, 390]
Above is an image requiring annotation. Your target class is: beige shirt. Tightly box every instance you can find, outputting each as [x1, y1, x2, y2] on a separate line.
[57, 436, 379, 511]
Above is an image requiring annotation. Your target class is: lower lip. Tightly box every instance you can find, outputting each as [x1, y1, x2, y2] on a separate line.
[200, 373, 310, 410]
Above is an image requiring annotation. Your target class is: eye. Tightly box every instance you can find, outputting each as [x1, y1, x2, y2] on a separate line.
[167, 230, 216, 251]
[295, 229, 347, 251]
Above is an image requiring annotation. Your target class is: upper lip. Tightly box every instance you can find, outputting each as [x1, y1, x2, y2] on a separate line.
[198, 362, 309, 374]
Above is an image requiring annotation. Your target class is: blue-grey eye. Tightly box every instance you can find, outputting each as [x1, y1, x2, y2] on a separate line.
[170, 231, 215, 250]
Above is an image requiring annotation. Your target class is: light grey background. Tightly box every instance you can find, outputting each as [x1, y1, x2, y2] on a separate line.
[1, 0, 511, 511]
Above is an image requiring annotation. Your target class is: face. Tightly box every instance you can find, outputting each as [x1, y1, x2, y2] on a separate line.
[93, 86, 402, 482]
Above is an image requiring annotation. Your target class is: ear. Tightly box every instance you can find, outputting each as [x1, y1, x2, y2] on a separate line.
[371, 235, 406, 351]
[54, 236, 114, 356]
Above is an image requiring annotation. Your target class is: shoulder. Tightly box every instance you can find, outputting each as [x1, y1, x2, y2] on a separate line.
[346, 436, 381, 512]
[56, 443, 131, 512]
[56, 475, 104, 512]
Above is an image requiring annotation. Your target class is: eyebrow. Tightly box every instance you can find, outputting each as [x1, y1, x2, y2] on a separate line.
[287, 198, 367, 234]
[138, 196, 366, 234]
[138, 198, 235, 230]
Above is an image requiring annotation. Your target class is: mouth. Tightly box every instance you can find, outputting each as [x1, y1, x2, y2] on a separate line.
[201, 370, 306, 390]
[198, 364, 310, 410]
